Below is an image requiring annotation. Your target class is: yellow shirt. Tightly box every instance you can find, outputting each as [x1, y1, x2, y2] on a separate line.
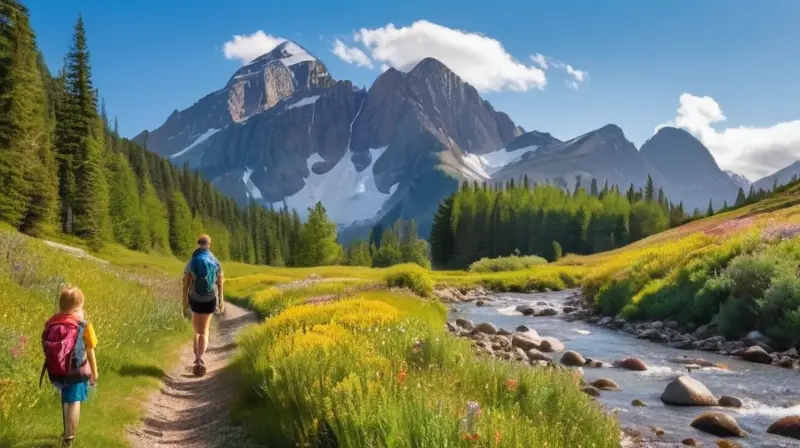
[84, 321, 98, 349]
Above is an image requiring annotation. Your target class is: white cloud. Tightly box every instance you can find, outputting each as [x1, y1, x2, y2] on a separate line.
[223, 30, 286, 65]
[350, 20, 547, 92]
[531, 53, 549, 70]
[657, 93, 800, 179]
[331, 39, 374, 68]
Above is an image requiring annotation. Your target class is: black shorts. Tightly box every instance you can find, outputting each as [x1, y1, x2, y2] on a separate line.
[189, 298, 216, 314]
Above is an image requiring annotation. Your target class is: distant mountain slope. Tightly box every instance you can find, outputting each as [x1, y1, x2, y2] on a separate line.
[753, 161, 800, 192]
[640, 126, 739, 209]
[725, 170, 751, 190]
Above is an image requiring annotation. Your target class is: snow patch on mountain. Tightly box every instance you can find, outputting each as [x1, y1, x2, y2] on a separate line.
[287, 95, 321, 110]
[242, 167, 263, 200]
[279, 42, 316, 67]
[480, 145, 539, 174]
[283, 147, 395, 224]
[725, 170, 751, 189]
[170, 128, 220, 159]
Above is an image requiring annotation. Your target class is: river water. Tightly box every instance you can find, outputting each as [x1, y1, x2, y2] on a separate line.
[450, 290, 800, 447]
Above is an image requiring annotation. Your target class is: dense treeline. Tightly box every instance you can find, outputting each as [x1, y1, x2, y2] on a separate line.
[344, 220, 431, 268]
[431, 176, 689, 269]
[0, 5, 304, 263]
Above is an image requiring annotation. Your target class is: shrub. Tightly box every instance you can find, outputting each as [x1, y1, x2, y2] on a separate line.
[717, 296, 758, 339]
[468, 254, 547, 273]
[384, 264, 434, 297]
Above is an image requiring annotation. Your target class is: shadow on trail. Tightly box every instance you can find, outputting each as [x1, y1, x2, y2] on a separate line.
[118, 364, 165, 379]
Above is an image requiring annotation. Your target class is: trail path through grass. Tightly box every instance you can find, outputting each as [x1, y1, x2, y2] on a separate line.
[126, 303, 258, 448]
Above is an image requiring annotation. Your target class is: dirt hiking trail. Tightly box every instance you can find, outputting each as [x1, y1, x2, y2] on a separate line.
[126, 303, 259, 448]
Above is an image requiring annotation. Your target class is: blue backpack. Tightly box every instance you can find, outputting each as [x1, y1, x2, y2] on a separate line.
[189, 249, 218, 298]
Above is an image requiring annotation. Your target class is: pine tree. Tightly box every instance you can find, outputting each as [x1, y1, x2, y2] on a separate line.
[706, 199, 714, 217]
[573, 174, 582, 196]
[296, 202, 341, 266]
[168, 190, 195, 258]
[400, 220, 430, 268]
[373, 225, 403, 267]
[723, 200, 728, 209]
[430, 196, 455, 268]
[626, 183, 636, 203]
[590, 178, 598, 197]
[0, 1, 58, 233]
[107, 153, 144, 248]
[644, 175, 655, 202]
[735, 187, 746, 206]
[345, 240, 372, 266]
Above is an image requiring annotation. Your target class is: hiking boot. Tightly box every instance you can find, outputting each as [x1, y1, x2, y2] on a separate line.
[193, 359, 207, 377]
[61, 436, 75, 447]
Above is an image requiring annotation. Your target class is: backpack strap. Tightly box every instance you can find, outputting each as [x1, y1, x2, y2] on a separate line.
[38, 361, 46, 388]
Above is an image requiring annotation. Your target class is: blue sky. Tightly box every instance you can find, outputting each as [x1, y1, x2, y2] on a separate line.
[26, 0, 800, 180]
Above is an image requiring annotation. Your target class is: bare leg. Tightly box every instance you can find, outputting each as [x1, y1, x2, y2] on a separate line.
[62, 402, 80, 444]
[191, 312, 213, 361]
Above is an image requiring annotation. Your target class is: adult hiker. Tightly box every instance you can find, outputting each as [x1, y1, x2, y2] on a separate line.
[182, 234, 224, 376]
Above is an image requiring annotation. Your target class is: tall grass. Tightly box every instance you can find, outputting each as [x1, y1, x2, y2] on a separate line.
[235, 288, 619, 447]
[468, 255, 547, 273]
[0, 230, 188, 447]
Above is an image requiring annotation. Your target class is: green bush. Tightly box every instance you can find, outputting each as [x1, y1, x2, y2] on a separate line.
[717, 296, 758, 339]
[468, 254, 547, 273]
[384, 264, 435, 297]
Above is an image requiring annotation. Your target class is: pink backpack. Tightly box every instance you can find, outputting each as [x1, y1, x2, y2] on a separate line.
[40, 314, 92, 388]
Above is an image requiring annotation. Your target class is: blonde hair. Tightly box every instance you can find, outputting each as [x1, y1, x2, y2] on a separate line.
[197, 234, 211, 247]
[59, 285, 85, 313]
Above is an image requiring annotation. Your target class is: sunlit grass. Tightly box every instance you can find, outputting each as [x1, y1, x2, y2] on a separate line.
[0, 230, 189, 447]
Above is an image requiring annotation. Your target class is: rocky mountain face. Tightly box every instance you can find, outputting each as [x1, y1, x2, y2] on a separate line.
[490, 124, 667, 193]
[640, 127, 739, 209]
[725, 171, 751, 190]
[752, 161, 800, 192]
[136, 44, 520, 236]
[137, 41, 758, 238]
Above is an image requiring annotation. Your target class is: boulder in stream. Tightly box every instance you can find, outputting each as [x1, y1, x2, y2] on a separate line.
[560, 350, 586, 367]
[718, 396, 742, 408]
[660, 375, 718, 406]
[631, 399, 647, 407]
[767, 416, 800, 440]
[741, 345, 772, 364]
[526, 349, 552, 362]
[516, 305, 535, 316]
[473, 322, 498, 335]
[455, 318, 474, 331]
[511, 333, 541, 351]
[581, 386, 600, 397]
[690, 412, 747, 437]
[536, 307, 558, 317]
[539, 337, 565, 353]
[590, 378, 619, 391]
[614, 357, 649, 371]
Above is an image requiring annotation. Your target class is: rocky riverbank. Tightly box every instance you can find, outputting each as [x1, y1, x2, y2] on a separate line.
[443, 288, 800, 446]
[558, 291, 800, 371]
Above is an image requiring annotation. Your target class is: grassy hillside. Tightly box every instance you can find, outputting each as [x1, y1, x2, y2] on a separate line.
[0, 228, 192, 447]
[558, 183, 800, 346]
[229, 268, 620, 447]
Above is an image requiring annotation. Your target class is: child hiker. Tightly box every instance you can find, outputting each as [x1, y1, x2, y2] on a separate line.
[41, 285, 99, 447]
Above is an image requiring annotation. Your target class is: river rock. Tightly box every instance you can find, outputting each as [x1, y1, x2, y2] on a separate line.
[615, 358, 649, 371]
[668, 356, 717, 368]
[456, 318, 474, 331]
[651, 321, 665, 330]
[473, 322, 498, 335]
[694, 336, 725, 352]
[446, 321, 458, 332]
[512, 333, 541, 351]
[778, 356, 795, 368]
[526, 349, 552, 362]
[781, 347, 798, 358]
[516, 305, 535, 316]
[660, 376, 718, 406]
[638, 328, 667, 341]
[536, 308, 558, 317]
[741, 345, 772, 364]
[690, 412, 747, 437]
[632, 399, 647, 407]
[718, 396, 742, 408]
[581, 386, 601, 397]
[539, 337, 565, 353]
[435, 287, 464, 303]
[622, 323, 638, 335]
[669, 338, 695, 350]
[767, 416, 800, 440]
[515, 325, 531, 333]
[743, 330, 775, 349]
[665, 320, 679, 330]
[680, 438, 697, 446]
[692, 323, 715, 340]
[560, 350, 586, 367]
[562, 306, 575, 313]
[536, 301, 548, 306]
[597, 316, 613, 326]
[514, 347, 528, 361]
[591, 378, 620, 391]
[475, 300, 486, 307]
[715, 441, 742, 448]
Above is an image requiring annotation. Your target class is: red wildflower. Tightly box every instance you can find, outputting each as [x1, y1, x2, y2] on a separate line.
[505, 378, 518, 392]
[396, 368, 408, 385]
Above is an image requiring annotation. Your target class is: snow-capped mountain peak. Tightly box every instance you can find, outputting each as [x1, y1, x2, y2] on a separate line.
[724, 170, 751, 189]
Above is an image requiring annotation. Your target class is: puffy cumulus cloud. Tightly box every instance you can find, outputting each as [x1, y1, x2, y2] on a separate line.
[223, 30, 286, 65]
[657, 93, 800, 179]
[331, 39, 374, 68]
[348, 20, 547, 92]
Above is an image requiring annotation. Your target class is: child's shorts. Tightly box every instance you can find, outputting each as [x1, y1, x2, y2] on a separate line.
[60, 381, 89, 403]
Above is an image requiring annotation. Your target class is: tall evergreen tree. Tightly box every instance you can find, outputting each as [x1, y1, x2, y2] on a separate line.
[168, 190, 195, 258]
[644, 175, 655, 202]
[589, 178, 598, 197]
[706, 200, 714, 217]
[735, 187, 746, 206]
[296, 202, 341, 266]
